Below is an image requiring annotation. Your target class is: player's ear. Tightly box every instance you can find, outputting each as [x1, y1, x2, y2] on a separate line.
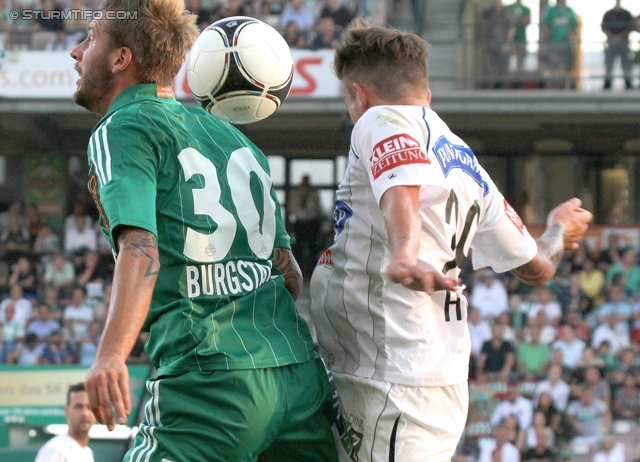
[110, 46, 133, 75]
[352, 82, 369, 112]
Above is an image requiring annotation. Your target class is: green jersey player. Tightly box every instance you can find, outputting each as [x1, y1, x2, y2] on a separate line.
[70, 1, 338, 461]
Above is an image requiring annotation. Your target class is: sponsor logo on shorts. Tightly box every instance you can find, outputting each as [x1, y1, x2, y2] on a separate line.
[370, 133, 430, 180]
[504, 198, 524, 234]
[336, 411, 363, 462]
[334, 201, 353, 236]
[432, 135, 490, 196]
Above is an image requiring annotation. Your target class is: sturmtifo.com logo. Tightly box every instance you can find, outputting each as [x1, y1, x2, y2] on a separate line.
[10, 9, 138, 20]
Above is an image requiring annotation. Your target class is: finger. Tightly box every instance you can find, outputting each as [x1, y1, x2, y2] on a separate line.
[86, 378, 105, 424]
[96, 373, 115, 430]
[419, 272, 435, 294]
[108, 379, 127, 427]
[120, 374, 131, 417]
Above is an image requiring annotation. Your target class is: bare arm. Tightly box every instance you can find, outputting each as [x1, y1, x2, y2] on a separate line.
[381, 186, 458, 293]
[85, 226, 159, 431]
[273, 247, 303, 301]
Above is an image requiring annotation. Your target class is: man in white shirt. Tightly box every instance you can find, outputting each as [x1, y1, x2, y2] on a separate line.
[552, 324, 585, 369]
[35, 383, 95, 462]
[592, 314, 630, 356]
[468, 306, 492, 358]
[0, 284, 32, 329]
[64, 214, 97, 254]
[63, 286, 94, 342]
[471, 269, 509, 320]
[490, 383, 533, 430]
[527, 286, 562, 326]
[535, 363, 571, 411]
[478, 424, 521, 462]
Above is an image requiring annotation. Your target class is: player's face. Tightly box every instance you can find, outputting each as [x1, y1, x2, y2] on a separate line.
[70, 19, 115, 114]
[65, 391, 95, 440]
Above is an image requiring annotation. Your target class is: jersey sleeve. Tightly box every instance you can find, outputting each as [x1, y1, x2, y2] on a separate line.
[471, 173, 537, 273]
[352, 107, 448, 205]
[88, 108, 159, 249]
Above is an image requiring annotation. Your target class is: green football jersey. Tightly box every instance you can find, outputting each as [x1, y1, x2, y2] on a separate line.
[87, 84, 314, 376]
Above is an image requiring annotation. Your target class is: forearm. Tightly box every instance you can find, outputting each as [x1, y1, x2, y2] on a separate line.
[381, 186, 421, 265]
[511, 223, 564, 286]
[273, 247, 302, 301]
[96, 228, 159, 361]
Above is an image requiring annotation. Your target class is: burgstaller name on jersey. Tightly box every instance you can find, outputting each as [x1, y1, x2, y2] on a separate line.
[186, 260, 273, 298]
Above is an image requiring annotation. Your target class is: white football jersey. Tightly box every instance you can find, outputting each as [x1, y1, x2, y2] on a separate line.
[310, 105, 538, 387]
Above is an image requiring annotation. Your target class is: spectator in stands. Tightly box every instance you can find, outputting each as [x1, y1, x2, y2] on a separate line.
[535, 363, 571, 412]
[185, 0, 212, 29]
[562, 309, 591, 343]
[596, 341, 618, 377]
[469, 306, 492, 360]
[610, 348, 640, 383]
[64, 202, 93, 233]
[528, 286, 562, 327]
[8, 332, 44, 365]
[521, 427, 554, 461]
[24, 204, 45, 242]
[8, 256, 38, 299]
[126, 330, 150, 365]
[2, 303, 25, 358]
[78, 319, 102, 366]
[528, 310, 557, 345]
[38, 329, 75, 365]
[318, 0, 355, 30]
[607, 247, 640, 297]
[41, 285, 63, 321]
[482, 0, 516, 89]
[0, 259, 9, 296]
[0, 284, 32, 329]
[309, 17, 341, 50]
[490, 383, 533, 431]
[506, 0, 530, 78]
[45, 25, 79, 50]
[574, 346, 605, 371]
[0, 200, 24, 231]
[471, 268, 508, 320]
[92, 282, 111, 324]
[64, 214, 97, 254]
[516, 326, 550, 380]
[283, 20, 307, 49]
[597, 234, 623, 273]
[0, 215, 31, 256]
[601, 0, 634, 90]
[578, 257, 605, 306]
[26, 303, 60, 344]
[522, 410, 555, 452]
[535, 391, 563, 436]
[496, 311, 517, 344]
[62, 286, 93, 342]
[75, 250, 108, 292]
[43, 251, 76, 299]
[280, 0, 314, 33]
[539, 0, 578, 89]
[612, 373, 640, 421]
[478, 323, 516, 380]
[592, 313, 630, 357]
[552, 324, 586, 370]
[577, 366, 611, 408]
[478, 424, 521, 462]
[214, 0, 252, 21]
[566, 387, 611, 450]
[503, 414, 524, 449]
[33, 224, 61, 259]
[593, 434, 625, 462]
[65, 0, 90, 41]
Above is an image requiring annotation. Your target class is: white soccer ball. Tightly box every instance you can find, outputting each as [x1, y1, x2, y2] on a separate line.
[186, 16, 294, 124]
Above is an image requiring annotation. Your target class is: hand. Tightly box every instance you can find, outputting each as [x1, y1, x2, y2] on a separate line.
[386, 261, 459, 294]
[547, 198, 592, 250]
[85, 355, 131, 431]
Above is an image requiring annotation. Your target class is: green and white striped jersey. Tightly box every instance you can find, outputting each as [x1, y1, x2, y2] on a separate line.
[87, 84, 313, 376]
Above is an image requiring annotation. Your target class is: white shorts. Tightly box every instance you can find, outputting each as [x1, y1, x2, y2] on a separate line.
[333, 373, 468, 462]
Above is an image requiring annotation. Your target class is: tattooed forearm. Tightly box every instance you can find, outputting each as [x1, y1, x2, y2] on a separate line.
[273, 247, 303, 301]
[511, 223, 565, 286]
[117, 228, 160, 277]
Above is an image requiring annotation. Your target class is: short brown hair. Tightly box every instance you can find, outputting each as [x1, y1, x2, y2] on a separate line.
[102, 0, 199, 84]
[67, 382, 86, 405]
[334, 20, 429, 100]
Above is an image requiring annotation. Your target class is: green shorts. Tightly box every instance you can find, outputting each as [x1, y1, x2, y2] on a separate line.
[124, 357, 338, 462]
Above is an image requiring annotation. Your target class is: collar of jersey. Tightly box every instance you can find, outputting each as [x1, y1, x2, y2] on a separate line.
[95, 83, 180, 130]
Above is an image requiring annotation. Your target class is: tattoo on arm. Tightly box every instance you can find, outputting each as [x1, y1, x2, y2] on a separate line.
[118, 228, 160, 277]
[273, 248, 302, 301]
[512, 223, 564, 285]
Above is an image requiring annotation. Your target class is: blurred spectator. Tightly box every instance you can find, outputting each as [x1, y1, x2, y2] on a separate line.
[33, 224, 61, 258]
[612, 373, 640, 420]
[283, 20, 307, 48]
[126, 331, 150, 365]
[78, 320, 102, 366]
[552, 324, 585, 370]
[2, 303, 25, 358]
[43, 251, 76, 299]
[516, 326, 550, 380]
[26, 304, 60, 343]
[214, 0, 252, 21]
[566, 387, 611, 450]
[8, 256, 38, 299]
[497, 312, 517, 344]
[535, 391, 563, 436]
[504, 414, 524, 449]
[65, 0, 90, 41]
[606, 247, 640, 297]
[490, 383, 533, 430]
[75, 250, 108, 293]
[280, 0, 314, 33]
[539, 0, 578, 89]
[0, 259, 9, 296]
[0, 284, 33, 328]
[597, 234, 622, 273]
[45, 28, 79, 50]
[592, 434, 625, 462]
[478, 424, 521, 462]
[38, 329, 75, 365]
[469, 306, 492, 359]
[318, 0, 355, 30]
[522, 410, 555, 451]
[62, 286, 93, 342]
[610, 348, 640, 383]
[506, 0, 530, 78]
[535, 363, 571, 412]
[528, 311, 557, 345]
[309, 16, 341, 50]
[0, 215, 31, 256]
[92, 282, 111, 323]
[34, 0, 64, 31]
[528, 287, 562, 327]
[521, 427, 554, 461]
[593, 285, 631, 330]
[8, 332, 45, 365]
[562, 309, 591, 343]
[471, 269, 508, 320]
[185, 0, 212, 30]
[578, 257, 605, 306]
[559, 449, 573, 462]
[596, 341, 618, 377]
[574, 346, 605, 371]
[0, 201, 24, 231]
[478, 323, 515, 380]
[288, 174, 322, 279]
[64, 215, 97, 254]
[41, 286, 64, 321]
[577, 366, 611, 408]
[482, 0, 516, 89]
[592, 314, 630, 356]
[64, 202, 93, 233]
[25, 204, 45, 242]
[601, 0, 634, 90]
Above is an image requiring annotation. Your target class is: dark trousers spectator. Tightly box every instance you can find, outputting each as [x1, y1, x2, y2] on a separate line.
[604, 39, 633, 89]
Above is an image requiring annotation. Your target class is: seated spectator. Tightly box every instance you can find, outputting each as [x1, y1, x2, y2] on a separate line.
[64, 214, 97, 254]
[0, 259, 9, 296]
[592, 434, 624, 462]
[469, 306, 492, 360]
[597, 234, 622, 274]
[578, 257, 605, 306]
[7, 332, 44, 365]
[574, 346, 605, 371]
[62, 286, 93, 342]
[577, 366, 611, 407]
[26, 304, 60, 343]
[528, 286, 562, 327]
[497, 312, 517, 344]
[0, 215, 31, 256]
[527, 311, 557, 345]
[606, 247, 640, 297]
[535, 363, 571, 412]
[596, 341, 618, 377]
[33, 223, 61, 259]
[592, 285, 631, 329]
[318, 0, 355, 30]
[592, 314, 630, 357]
[566, 387, 611, 450]
[309, 16, 341, 50]
[561, 310, 590, 343]
[78, 320, 102, 366]
[43, 251, 76, 299]
[75, 250, 108, 294]
[478, 324, 515, 380]
[0, 284, 33, 329]
[38, 329, 75, 365]
[2, 303, 25, 358]
[471, 269, 508, 320]
[521, 427, 555, 461]
[282, 20, 307, 49]
[534, 392, 563, 436]
[280, 0, 314, 33]
[552, 324, 585, 370]
[8, 256, 38, 299]
[516, 326, 550, 380]
[612, 373, 640, 421]
[24, 204, 45, 243]
[503, 414, 524, 449]
[0, 200, 24, 232]
[490, 383, 533, 431]
[609, 348, 640, 385]
[41, 286, 64, 321]
[478, 424, 521, 462]
[126, 331, 150, 365]
[64, 201, 93, 233]
[522, 410, 555, 452]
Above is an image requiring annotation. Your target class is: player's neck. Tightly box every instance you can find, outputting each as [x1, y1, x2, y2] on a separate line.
[69, 431, 90, 447]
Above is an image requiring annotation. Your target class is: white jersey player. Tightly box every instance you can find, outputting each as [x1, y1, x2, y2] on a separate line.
[310, 22, 592, 462]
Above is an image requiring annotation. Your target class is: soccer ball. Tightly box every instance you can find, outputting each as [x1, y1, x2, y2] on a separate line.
[186, 16, 294, 124]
